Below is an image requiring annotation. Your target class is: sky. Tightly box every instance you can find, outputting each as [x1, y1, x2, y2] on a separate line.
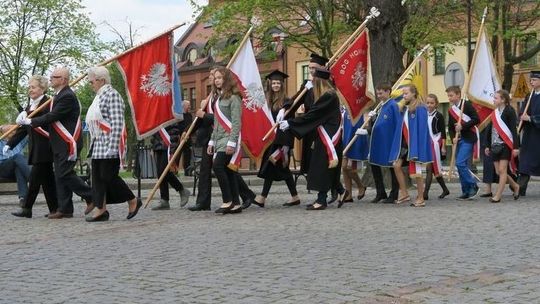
[81, 0, 208, 44]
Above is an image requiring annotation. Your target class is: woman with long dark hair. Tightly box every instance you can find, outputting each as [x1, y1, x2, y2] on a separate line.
[253, 70, 300, 208]
[208, 67, 243, 214]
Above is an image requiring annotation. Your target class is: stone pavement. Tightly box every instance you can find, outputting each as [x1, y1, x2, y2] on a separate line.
[0, 181, 539, 304]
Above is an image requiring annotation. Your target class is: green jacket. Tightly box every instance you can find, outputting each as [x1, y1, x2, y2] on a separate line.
[210, 94, 242, 152]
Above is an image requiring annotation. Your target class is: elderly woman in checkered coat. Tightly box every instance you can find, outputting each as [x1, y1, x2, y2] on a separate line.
[85, 66, 141, 222]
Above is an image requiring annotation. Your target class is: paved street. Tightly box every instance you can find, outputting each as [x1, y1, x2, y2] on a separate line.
[0, 181, 539, 304]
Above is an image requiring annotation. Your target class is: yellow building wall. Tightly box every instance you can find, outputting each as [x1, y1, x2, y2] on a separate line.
[426, 44, 469, 104]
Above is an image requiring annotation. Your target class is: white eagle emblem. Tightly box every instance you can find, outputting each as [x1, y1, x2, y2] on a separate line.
[351, 62, 366, 90]
[140, 63, 172, 97]
[243, 82, 266, 112]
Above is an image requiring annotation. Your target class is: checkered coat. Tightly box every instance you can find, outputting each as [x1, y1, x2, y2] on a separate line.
[89, 85, 125, 159]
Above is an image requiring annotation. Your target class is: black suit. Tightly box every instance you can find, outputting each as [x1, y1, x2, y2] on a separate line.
[448, 100, 480, 143]
[31, 86, 92, 214]
[8, 96, 58, 212]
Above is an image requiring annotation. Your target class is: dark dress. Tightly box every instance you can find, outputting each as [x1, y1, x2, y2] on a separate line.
[289, 81, 316, 174]
[258, 98, 295, 181]
[288, 90, 342, 192]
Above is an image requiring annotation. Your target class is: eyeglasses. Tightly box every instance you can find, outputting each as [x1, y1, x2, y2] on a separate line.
[50, 76, 63, 79]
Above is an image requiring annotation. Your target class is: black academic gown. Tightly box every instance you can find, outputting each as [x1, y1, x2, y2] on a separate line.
[519, 92, 540, 175]
[287, 90, 342, 192]
[258, 98, 295, 181]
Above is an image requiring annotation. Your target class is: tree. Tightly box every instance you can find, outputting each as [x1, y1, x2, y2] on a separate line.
[488, 0, 540, 91]
[0, 0, 107, 121]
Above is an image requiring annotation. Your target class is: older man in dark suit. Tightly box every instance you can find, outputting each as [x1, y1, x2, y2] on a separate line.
[18, 67, 93, 219]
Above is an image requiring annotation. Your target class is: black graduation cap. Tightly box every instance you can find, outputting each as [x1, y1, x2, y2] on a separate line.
[310, 53, 329, 66]
[265, 70, 289, 81]
[313, 67, 331, 80]
[530, 71, 540, 79]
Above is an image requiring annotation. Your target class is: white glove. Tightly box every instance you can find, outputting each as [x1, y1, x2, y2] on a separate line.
[16, 111, 29, 125]
[368, 110, 377, 118]
[304, 80, 313, 90]
[355, 128, 368, 136]
[2, 145, 10, 155]
[276, 109, 285, 123]
[279, 120, 290, 131]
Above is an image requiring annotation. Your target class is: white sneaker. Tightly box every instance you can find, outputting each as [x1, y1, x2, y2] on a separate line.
[179, 189, 190, 207]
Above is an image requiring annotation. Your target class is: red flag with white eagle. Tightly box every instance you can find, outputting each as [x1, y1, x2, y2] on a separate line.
[228, 37, 274, 168]
[330, 29, 375, 125]
[116, 32, 183, 139]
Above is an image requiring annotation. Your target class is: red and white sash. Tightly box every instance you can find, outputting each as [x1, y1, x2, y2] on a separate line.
[158, 128, 172, 161]
[491, 108, 517, 173]
[49, 96, 82, 161]
[428, 111, 442, 177]
[213, 97, 242, 170]
[93, 120, 128, 166]
[33, 127, 50, 139]
[402, 110, 424, 177]
[317, 115, 343, 168]
[449, 103, 480, 160]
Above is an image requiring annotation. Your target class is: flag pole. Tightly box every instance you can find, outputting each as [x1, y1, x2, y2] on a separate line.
[0, 22, 187, 141]
[518, 91, 533, 132]
[447, 7, 487, 182]
[342, 44, 431, 155]
[261, 7, 380, 142]
[144, 26, 254, 208]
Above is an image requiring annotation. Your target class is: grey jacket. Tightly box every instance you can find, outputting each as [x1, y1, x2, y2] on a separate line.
[209, 94, 242, 152]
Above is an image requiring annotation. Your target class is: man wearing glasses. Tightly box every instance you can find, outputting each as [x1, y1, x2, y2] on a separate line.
[17, 67, 93, 219]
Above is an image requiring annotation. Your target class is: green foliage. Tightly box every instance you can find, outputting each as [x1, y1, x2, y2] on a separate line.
[0, 0, 108, 122]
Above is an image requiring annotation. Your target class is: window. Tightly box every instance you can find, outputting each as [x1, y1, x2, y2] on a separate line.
[301, 65, 309, 82]
[521, 33, 538, 67]
[434, 47, 446, 75]
[187, 48, 198, 63]
[182, 88, 187, 100]
[189, 88, 196, 110]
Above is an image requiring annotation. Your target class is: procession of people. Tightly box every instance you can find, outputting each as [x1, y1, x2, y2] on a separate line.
[1, 52, 539, 220]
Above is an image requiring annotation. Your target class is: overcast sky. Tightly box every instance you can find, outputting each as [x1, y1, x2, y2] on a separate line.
[81, 0, 208, 43]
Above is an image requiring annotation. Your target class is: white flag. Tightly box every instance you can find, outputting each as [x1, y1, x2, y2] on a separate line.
[466, 28, 501, 107]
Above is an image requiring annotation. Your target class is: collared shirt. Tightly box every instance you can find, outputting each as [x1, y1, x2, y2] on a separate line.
[0, 137, 28, 162]
[29, 95, 44, 111]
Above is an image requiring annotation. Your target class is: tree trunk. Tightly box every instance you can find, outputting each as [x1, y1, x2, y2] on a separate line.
[364, 0, 408, 85]
[502, 61, 514, 91]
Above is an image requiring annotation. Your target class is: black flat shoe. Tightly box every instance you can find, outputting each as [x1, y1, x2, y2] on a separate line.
[12, 208, 32, 218]
[252, 200, 265, 208]
[306, 203, 326, 210]
[241, 199, 253, 209]
[489, 198, 501, 203]
[283, 200, 301, 207]
[370, 196, 386, 204]
[86, 210, 110, 222]
[127, 198, 142, 220]
[188, 205, 211, 211]
[479, 192, 493, 198]
[224, 206, 243, 214]
[438, 190, 450, 199]
[215, 204, 234, 214]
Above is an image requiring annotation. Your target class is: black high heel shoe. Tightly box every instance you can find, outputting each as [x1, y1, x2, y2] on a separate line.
[127, 198, 142, 220]
[86, 210, 110, 222]
[337, 190, 350, 208]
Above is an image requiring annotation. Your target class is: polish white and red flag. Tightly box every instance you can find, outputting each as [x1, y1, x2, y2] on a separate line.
[116, 32, 183, 139]
[228, 37, 274, 169]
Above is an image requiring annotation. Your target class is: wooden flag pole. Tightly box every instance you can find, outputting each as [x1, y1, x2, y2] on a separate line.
[447, 7, 487, 182]
[144, 26, 254, 208]
[0, 22, 186, 141]
[518, 91, 533, 133]
[342, 44, 431, 155]
[261, 7, 380, 142]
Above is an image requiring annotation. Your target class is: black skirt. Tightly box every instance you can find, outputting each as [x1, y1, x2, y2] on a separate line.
[257, 145, 292, 181]
[491, 144, 511, 161]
